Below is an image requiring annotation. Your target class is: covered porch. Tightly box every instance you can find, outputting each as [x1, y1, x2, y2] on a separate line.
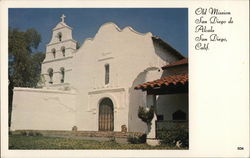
[135, 73, 188, 140]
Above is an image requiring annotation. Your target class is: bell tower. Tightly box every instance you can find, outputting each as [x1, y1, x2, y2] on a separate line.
[41, 14, 77, 89]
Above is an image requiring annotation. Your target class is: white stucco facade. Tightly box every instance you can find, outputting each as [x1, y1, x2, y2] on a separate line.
[71, 22, 178, 133]
[11, 16, 186, 136]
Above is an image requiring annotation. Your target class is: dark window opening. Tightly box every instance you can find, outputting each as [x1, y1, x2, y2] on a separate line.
[172, 110, 186, 120]
[52, 49, 56, 58]
[157, 115, 164, 121]
[48, 68, 53, 84]
[105, 64, 109, 85]
[60, 67, 65, 83]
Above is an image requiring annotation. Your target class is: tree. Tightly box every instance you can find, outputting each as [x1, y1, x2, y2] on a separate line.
[138, 106, 154, 124]
[138, 106, 155, 134]
[8, 28, 45, 87]
[8, 28, 45, 127]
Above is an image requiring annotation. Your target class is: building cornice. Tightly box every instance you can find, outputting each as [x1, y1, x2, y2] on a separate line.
[88, 87, 125, 95]
[47, 39, 77, 47]
[47, 47, 76, 53]
[42, 56, 73, 64]
[53, 25, 72, 31]
[42, 69, 72, 75]
[13, 87, 76, 95]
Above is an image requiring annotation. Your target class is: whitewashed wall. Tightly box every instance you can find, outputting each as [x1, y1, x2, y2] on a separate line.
[11, 22, 183, 133]
[10, 88, 76, 131]
[71, 22, 180, 133]
[162, 65, 188, 76]
[42, 58, 73, 86]
[153, 41, 180, 65]
[49, 22, 74, 44]
[41, 21, 77, 87]
[76, 88, 128, 131]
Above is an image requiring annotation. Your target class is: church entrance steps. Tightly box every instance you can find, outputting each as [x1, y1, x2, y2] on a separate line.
[12, 130, 145, 140]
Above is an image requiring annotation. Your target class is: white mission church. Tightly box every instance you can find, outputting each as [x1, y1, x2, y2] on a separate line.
[11, 15, 188, 140]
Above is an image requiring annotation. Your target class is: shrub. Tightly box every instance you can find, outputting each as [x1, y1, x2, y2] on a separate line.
[108, 136, 116, 142]
[158, 129, 188, 147]
[138, 106, 154, 124]
[127, 133, 147, 144]
[20, 131, 27, 136]
[34, 132, 43, 136]
[28, 131, 34, 136]
[20, 131, 43, 136]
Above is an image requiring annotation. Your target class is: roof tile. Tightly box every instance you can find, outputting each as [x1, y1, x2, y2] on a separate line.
[135, 73, 188, 90]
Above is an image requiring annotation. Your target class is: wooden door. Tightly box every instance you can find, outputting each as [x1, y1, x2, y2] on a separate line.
[99, 98, 114, 131]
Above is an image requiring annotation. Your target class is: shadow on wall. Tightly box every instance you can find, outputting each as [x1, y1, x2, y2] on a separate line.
[128, 67, 159, 133]
[156, 93, 189, 121]
[153, 39, 183, 63]
[153, 41, 167, 62]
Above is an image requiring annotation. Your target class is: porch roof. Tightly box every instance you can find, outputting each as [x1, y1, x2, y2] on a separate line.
[134, 73, 188, 93]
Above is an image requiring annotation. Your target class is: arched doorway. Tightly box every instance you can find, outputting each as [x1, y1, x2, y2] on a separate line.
[99, 98, 114, 131]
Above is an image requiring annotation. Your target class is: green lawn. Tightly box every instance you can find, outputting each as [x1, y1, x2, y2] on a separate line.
[9, 135, 183, 150]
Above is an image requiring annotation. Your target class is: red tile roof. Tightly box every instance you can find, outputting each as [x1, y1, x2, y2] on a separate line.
[162, 58, 188, 69]
[135, 73, 188, 90]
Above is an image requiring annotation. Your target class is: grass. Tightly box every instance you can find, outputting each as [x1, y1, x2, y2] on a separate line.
[9, 135, 184, 150]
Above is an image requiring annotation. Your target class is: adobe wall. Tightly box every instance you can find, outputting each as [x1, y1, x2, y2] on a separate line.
[10, 88, 76, 131]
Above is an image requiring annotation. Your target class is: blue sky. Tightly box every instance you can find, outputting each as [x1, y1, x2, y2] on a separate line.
[9, 8, 188, 57]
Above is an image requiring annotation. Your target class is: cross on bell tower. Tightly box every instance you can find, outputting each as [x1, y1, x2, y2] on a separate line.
[60, 14, 66, 23]
[41, 14, 77, 87]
